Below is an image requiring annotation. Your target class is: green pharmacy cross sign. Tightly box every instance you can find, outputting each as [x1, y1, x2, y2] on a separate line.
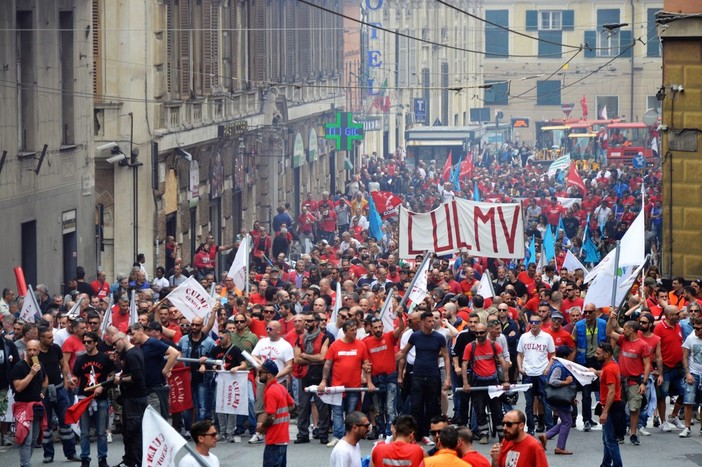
[324, 112, 364, 151]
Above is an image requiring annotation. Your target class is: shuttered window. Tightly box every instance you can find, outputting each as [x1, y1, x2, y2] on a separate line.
[485, 10, 508, 58]
[179, 0, 191, 98]
[92, 0, 103, 99]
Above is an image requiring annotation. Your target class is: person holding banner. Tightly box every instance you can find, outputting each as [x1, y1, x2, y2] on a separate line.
[72, 331, 116, 467]
[209, 327, 247, 442]
[179, 317, 217, 426]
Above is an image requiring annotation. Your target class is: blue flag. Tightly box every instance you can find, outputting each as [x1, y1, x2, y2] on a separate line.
[558, 215, 570, 244]
[524, 235, 536, 265]
[583, 233, 601, 263]
[368, 193, 385, 241]
[450, 163, 461, 191]
[473, 180, 480, 201]
[543, 225, 556, 263]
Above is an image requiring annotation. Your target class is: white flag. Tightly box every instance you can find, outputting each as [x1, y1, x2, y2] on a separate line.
[584, 211, 645, 284]
[227, 236, 249, 291]
[477, 272, 494, 299]
[305, 385, 344, 406]
[407, 255, 431, 304]
[547, 155, 571, 176]
[19, 286, 41, 323]
[600, 105, 608, 120]
[142, 405, 188, 467]
[487, 383, 532, 399]
[164, 276, 214, 322]
[330, 281, 343, 325]
[66, 297, 83, 320]
[555, 357, 597, 386]
[563, 250, 588, 273]
[215, 371, 249, 415]
[378, 291, 396, 333]
[100, 296, 113, 335]
[129, 290, 138, 326]
[583, 266, 637, 309]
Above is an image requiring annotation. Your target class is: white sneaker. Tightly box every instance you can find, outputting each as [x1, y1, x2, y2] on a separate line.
[421, 436, 435, 446]
[638, 427, 651, 436]
[660, 421, 673, 432]
[680, 427, 691, 437]
[326, 437, 339, 448]
[248, 433, 264, 444]
[106, 432, 112, 443]
[668, 416, 685, 430]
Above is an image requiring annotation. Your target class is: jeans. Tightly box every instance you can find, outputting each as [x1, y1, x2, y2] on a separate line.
[450, 367, 464, 423]
[410, 375, 441, 439]
[297, 378, 330, 440]
[471, 377, 504, 440]
[237, 380, 257, 435]
[331, 392, 360, 440]
[523, 375, 553, 432]
[601, 414, 623, 467]
[122, 396, 148, 467]
[581, 357, 601, 424]
[546, 406, 572, 450]
[371, 373, 398, 437]
[19, 416, 41, 467]
[263, 443, 288, 467]
[79, 399, 109, 461]
[184, 381, 215, 428]
[42, 386, 76, 460]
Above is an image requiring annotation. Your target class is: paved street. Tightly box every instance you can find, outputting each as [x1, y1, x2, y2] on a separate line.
[1, 400, 701, 466]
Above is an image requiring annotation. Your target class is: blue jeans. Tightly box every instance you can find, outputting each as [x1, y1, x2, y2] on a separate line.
[20, 416, 41, 467]
[331, 392, 360, 440]
[237, 380, 257, 435]
[601, 415, 623, 467]
[79, 399, 109, 461]
[184, 380, 215, 428]
[263, 443, 287, 467]
[371, 373, 398, 436]
[523, 375, 553, 432]
[42, 386, 76, 460]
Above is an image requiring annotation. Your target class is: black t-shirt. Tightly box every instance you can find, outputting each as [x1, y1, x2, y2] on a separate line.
[120, 347, 147, 398]
[38, 344, 65, 385]
[10, 360, 44, 402]
[76, 281, 95, 297]
[140, 338, 170, 388]
[0, 340, 20, 389]
[73, 351, 116, 399]
[452, 329, 477, 366]
[209, 344, 244, 371]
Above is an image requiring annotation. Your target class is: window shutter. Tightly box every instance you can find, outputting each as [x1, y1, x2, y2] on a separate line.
[230, 4, 239, 91]
[619, 30, 632, 57]
[647, 8, 661, 57]
[562, 10, 574, 31]
[538, 31, 562, 58]
[285, 2, 296, 80]
[179, 0, 191, 99]
[250, 0, 266, 82]
[485, 10, 509, 58]
[92, 0, 102, 99]
[298, 4, 310, 79]
[584, 30, 596, 58]
[202, 0, 218, 94]
[526, 10, 537, 31]
[270, 5, 280, 81]
[166, 1, 174, 94]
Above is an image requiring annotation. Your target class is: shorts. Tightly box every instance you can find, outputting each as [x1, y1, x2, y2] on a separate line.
[0, 389, 7, 418]
[254, 381, 265, 415]
[683, 373, 702, 405]
[624, 384, 643, 412]
[659, 365, 686, 400]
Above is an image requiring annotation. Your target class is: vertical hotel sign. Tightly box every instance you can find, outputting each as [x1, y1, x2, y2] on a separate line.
[292, 132, 304, 168]
[365, 0, 385, 102]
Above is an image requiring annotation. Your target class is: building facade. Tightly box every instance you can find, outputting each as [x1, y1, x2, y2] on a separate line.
[659, 0, 702, 278]
[93, 0, 348, 279]
[0, 0, 96, 294]
[480, 0, 662, 144]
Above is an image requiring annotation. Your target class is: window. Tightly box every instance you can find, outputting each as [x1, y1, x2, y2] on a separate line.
[485, 10, 508, 58]
[484, 81, 509, 105]
[647, 8, 661, 57]
[596, 96, 619, 118]
[540, 11, 562, 30]
[539, 31, 562, 58]
[597, 9, 620, 58]
[646, 96, 662, 114]
[536, 80, 561, 106]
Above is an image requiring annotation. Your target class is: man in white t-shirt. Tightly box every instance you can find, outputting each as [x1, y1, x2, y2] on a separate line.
[178, 420, 220, 467]
[516, 314, 555, 435]
[330, 411, 369, 467]
[249, 321, 294, 444]
[681, 318, 702, 437]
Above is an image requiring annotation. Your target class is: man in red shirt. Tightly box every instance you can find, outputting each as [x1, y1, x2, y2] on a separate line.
[317, 320, 375, 446]
[370, 415, 425, 467]
[364, 315, 405, 439]
[517, 263, 537, 292]
[544, 311, 575, 359]
[594, 342, 624, 467]
[111, 295, 131, 333]
[490, 409, 548, 467]
[654, 305, 686, 432]
[560, 282, 584, 320]
[544, 197, 565, 228]
[257, 359, 294, 466]
[606, 314, 651, 445]
[90, 271, 111, 299]
[457, 427, 491, 467]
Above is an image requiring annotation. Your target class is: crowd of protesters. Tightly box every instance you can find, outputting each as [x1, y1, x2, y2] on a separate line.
[0, 148, 698, 467]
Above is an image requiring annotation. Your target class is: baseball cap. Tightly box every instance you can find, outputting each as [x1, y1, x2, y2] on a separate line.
[260, 360, 279, 376]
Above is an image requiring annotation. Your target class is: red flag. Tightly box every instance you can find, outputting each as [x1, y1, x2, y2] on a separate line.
[580, 96, 588, 119]
[459, 152, 474, 179]
[442, 150, 453, 181]
[65, 394, 95, 424]
[567, 162, 588, 195]
[370, 191, 403, 219]
[168, 365, 193, 414]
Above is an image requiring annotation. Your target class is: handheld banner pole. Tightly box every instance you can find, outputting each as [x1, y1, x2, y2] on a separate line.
[398, 252, 432, 309]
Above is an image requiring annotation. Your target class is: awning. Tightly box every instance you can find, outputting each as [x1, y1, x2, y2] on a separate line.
[406, 140, 464, 146]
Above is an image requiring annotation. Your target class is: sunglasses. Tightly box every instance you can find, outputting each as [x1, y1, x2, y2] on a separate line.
[355, 423, 370, 428]
[82, 340, 94, 344]
[180, 324, 190, 328]
[233, 320, 246, 324]
[584, 310, 595, 315]
[639, 320, 650, 325]
[263, 310, 276, 314]
[430, 430, 442, 436]
[529, 321, 541, 325]
[474, 331, 487, 335]
[503, 421, 521, 428]
[266, 327, 276, 332]
[88, 321, 100, 325]
[202, 431, 218, 437]
[304, 319, 315, 323]
[498, 308, 509, 311]
[695, 327, 702, 331]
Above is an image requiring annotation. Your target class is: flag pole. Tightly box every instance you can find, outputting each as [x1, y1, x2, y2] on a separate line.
[244, 234, 250, 296]
[610, 241, 621, 309]
[378, 287, 395, 319]
[398, 252, 432, 309]
[640, 177, 646, 298]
